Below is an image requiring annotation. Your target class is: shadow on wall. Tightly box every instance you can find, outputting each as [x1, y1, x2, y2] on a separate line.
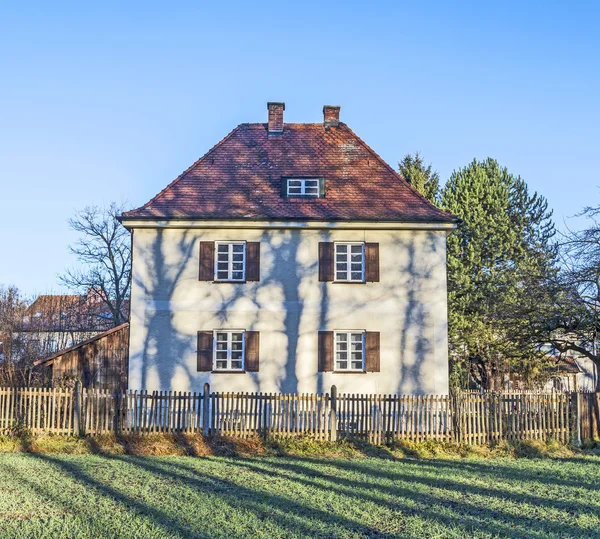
[134, 225, 443, 394]
[395, 232, 442, 395]
[254, 228, 328, 394]
[136, 225, 333, 394]
[137, 229, 197, 390]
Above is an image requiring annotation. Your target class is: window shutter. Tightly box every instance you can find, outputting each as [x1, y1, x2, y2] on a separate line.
[365, 331, 380, 372]
[197, 331, 213, 371]
[318, 242, 335, 282]
[319, 178, 326, 198]
[365, 243, 380, 282]
[318, 331, 334, 372]
[245, 331, 260, 372]
[199, 242, 215, 281]
[281, 178, 288, 199]
[246, 242, 260, 281]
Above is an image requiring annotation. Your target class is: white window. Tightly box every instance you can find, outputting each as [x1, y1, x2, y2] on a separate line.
[215, 242, 246, 281]
[214, 330, 245, 371]
[335, 331, 365, 371]
[335, 242, 364, 282]
[287, 178, 320, 197]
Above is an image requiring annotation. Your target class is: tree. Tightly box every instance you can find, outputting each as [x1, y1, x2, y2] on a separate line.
[398, 152, 440, 203]
[441, 158, 558, 389]
[0, 286, 49, 386]
[60, 202, 131, 326]
[545, 204, 600, 390]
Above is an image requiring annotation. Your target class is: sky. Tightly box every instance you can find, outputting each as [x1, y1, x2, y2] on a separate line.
[1, 1, 598, 297]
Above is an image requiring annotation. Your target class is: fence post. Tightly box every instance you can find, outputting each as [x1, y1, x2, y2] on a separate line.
[73, 381, 83, 437]
[330, 385, 338, 442]
[113, 392, 121, 433]
[202, 383, 210, 438]
[569, 392, 581, 447]
[449, 390, 459, 443]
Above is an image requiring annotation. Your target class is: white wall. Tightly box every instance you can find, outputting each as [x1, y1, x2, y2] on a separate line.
[128, 225, 450, 395]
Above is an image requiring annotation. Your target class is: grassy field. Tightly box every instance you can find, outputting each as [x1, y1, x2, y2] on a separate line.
[0, 452, 599, 539]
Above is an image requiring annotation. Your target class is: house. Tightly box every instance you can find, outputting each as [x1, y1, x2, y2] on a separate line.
[119, 103, 458, 395]
[34, 323, 129, 392]
[14, 291, 127, 360]
[536, 341, 598, 392]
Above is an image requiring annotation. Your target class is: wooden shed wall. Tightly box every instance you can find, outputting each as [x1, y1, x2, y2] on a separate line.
[51, 325, 129, 393]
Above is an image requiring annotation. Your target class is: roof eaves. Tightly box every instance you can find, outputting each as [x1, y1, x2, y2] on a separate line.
[33, 322, 129, 366]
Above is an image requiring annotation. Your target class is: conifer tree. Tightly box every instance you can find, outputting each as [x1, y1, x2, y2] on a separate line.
[398, 152, 440, 204]
[441, 158, 557, 389]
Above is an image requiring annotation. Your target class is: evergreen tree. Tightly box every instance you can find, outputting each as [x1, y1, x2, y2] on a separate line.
[398, 152, 440, 204]
[441, 158, 558, 389]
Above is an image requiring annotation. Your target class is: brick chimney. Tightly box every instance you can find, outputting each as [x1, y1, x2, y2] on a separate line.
[267, 102, 285, 134]
[323, 105, 340, 127]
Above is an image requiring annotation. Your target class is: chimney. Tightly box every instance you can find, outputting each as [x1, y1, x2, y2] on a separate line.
[323, 105, 340, 127]
[267, 102, 285, 134]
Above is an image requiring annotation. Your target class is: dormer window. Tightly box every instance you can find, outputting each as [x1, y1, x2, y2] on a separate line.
[285, 178, 323, 198]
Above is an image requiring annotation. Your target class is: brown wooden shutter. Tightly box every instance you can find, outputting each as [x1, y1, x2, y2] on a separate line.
[319, 178, 326, 198]
[197, 331, 213, 371]
[365, 243, 380, 282]
[318, 242, 334, 282]
[246, 242, 260, 282]
[198, 242, 215, 281]
[245, 331, 260, 372]
[318, 331, 334, 372]
[365, 331, 380, 372]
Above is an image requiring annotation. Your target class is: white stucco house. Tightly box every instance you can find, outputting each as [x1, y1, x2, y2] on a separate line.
[119, 103, 458, 395]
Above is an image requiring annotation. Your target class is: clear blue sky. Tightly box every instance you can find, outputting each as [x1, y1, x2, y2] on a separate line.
[1, 1, 598, 296]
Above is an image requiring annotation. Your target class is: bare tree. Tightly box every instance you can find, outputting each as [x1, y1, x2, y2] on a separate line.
[546, 204, 600, 390]
[0, 286, 50, 386]
[60, 202, 131, 326]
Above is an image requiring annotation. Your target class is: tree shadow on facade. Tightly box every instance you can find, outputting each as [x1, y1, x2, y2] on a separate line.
[395, 232, 442, 394]
[136, 229, 197, 390]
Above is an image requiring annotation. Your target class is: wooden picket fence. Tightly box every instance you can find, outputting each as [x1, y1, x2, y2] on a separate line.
[1, 385, 599, 445]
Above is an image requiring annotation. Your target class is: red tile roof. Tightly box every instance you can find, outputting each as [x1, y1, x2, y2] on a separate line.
[122, 122, 456, 223]
[552, 356, 582, 375]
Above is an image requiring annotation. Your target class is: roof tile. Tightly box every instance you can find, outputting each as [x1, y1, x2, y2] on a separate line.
[123, 122, 455, 223]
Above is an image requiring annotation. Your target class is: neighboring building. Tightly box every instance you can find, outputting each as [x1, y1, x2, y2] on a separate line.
[542, 356, 583, 392]
[15, 291, 128, 360]
[538, 341, 598, 392]
[120, 102, 458, 395]
[34, 323, 129, 392]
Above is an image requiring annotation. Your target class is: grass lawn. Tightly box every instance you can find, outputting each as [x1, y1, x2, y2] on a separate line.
[0, 453, 599, 538]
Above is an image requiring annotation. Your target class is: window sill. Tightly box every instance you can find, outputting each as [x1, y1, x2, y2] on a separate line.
[332, 281, 366, 285]
[332, 371, 367, 374]
[211, 370, 246, 374]
[212, 280, 247, 284]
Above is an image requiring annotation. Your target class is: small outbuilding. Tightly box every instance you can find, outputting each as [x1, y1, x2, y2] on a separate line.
[35, 322, 129, 393]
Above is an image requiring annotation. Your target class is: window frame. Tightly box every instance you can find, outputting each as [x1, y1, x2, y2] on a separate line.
[334, 330, 366, 372]
[286, 178, 321, 198]
[334, 242, 365, 283]
[214, 241, 246, 282]
[213, 330, 245, 371]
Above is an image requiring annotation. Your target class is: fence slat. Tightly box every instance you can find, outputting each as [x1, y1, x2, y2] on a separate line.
[1, 386, 597, 444]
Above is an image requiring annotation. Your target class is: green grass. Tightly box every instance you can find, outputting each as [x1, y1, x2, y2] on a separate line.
[0, 453, 599, 538]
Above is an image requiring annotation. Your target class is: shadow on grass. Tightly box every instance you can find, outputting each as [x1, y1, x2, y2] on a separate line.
[122, 453, 600, 539]
[23, 449, 597, 539]
[6, 438, 598, 539]
[26, 452, 387, 538]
